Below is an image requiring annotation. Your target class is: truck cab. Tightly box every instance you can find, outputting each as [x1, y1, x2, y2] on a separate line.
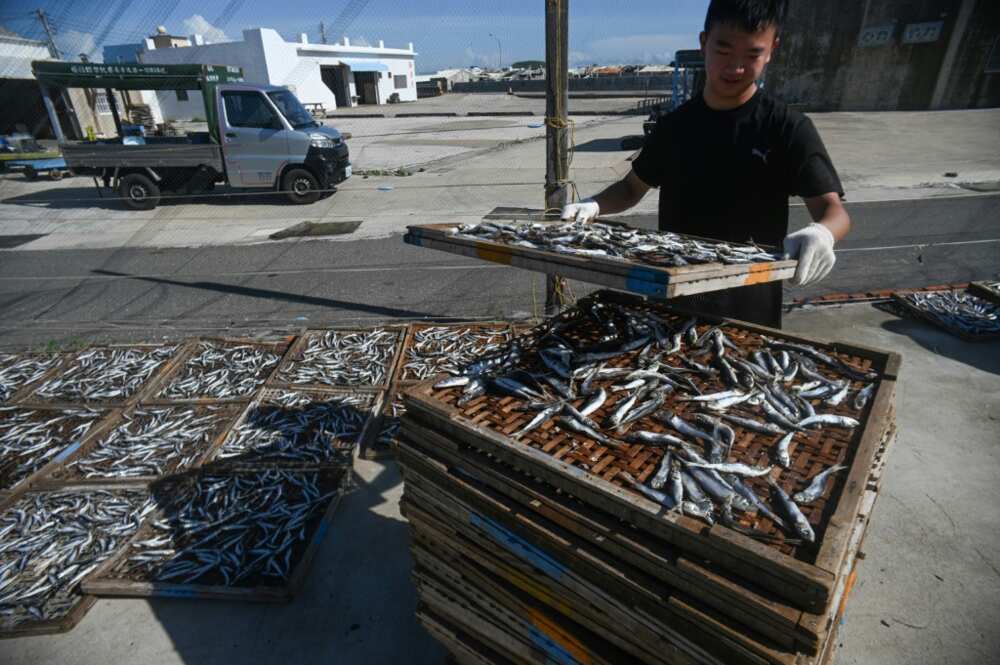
[217, 84, 350, 202]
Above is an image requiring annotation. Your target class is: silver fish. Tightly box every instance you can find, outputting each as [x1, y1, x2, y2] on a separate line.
[797, 414, 860, 429]
[775, 431, 794, 469]
[717, 413, 786, 436]
[767, 476, 815, 543]
[650, 450, 673, 490]
[618, 471, 677, 510]
[681, 501, 715, 525]
[578, 387, 607, 417]
[823, 383, 850, 407]
[512, 402, 563, 438]
[557, 416, 623, 449]
[853, 384, 875, 410]
[434, 375, 470, 389]
[793, 464, 847, 504]
[623, 430, 687, 447]
[686, 461, 774, 478]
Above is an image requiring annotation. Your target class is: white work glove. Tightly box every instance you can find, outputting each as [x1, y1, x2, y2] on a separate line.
[783, 223, 836, 286]
[560, 198, 600, 223]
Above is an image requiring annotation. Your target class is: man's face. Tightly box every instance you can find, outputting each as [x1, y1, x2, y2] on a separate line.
[700, 23, 778, 101]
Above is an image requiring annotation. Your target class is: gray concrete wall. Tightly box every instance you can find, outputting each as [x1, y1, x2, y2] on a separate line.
[453, 75, 673, 94]
[767, 0, 1000, 111]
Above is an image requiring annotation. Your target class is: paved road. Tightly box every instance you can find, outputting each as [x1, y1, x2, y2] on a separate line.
[1, 192, 997, 349]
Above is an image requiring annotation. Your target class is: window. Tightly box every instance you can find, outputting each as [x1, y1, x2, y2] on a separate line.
[267, 89, 316, 129]
[222, 91, 281, 129]
[394, 74, 407, 89]
[175, 89, 189, 101]
[94, 91, 111, 114]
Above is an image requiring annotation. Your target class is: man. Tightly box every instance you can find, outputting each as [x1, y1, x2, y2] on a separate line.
[561, 0, 849, 327]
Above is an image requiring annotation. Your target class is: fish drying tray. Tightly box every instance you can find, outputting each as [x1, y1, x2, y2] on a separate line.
[891, 290, 1000, 342]
[142, 337, 295, 405]
[968, 280, 1000, 306]
[82, 466, 349, 603]
[268, 326, 407, 392]
[404, 222, 798, 299]
[198, 387, 383, 471]
[401, 290, 899, 613]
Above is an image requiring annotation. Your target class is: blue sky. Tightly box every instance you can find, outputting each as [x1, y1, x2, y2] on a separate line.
[0, 0, 710, 72]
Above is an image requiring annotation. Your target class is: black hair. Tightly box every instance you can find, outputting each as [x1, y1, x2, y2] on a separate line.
[704, 0, 788, 35]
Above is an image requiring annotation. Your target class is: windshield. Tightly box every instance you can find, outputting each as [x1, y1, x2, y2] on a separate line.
[266, 89, 317, 129]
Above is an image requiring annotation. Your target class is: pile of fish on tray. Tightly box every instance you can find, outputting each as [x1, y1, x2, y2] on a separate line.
[58, 406, 237, 480]
[276, 329, 397, 387]
[401, 326, 512, 382]
[446, 220, 783, 267]
[0, 489, 153, 628]
[434, 299, 879, 544]
[160, 343, 281, 399]
[212, 391, 368, 466]
[104, 470, 340, 586]
[903, 289, 1000, 335]
[34, 346, 176, 402]
[0, 407, 105, 491]
[0, 354, 60, 403]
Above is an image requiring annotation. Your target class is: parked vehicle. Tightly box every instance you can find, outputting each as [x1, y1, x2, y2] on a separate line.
[0, 134, 70, 179]
[32, 61, 351, 210]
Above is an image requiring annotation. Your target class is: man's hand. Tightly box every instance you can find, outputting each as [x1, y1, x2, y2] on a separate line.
[560, 198, 600, 223]
[784, 223, 836, 286]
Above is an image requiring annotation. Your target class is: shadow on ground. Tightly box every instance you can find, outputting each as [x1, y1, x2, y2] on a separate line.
[143, 458, 443, 665]
[1, 187, 335, 210]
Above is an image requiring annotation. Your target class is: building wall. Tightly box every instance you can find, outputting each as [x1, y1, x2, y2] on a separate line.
[260, 33, 338, 109]
[139, 28, 272, 122]
[136, 28, 416, 119]
[767, 0, 1000, 110]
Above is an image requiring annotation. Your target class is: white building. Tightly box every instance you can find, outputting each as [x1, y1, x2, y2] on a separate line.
[126, 27, 417, 122]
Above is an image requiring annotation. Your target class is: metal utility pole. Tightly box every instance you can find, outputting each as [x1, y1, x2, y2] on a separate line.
[320, 21, 328, 44]
[544, 0, 569, 315]
[35, 9, 61, 59]
[35, 8, 79, 141]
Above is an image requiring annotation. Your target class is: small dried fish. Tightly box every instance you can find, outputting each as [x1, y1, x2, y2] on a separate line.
[277, 330, 397, 387]
[215, 392, 369, 466]
[109, 470, 342, 587]
[0, 354, 60, 403]
[34, 346, 176, 402]
[161, 343, 280, 399]
[0, 488, 152, 628]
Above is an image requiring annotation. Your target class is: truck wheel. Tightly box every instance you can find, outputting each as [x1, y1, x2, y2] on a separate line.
[23, 167, 37, 181]
[49, 169, 64, 181]
[119, 173, 161, 210]
[283, 168, 321, 204]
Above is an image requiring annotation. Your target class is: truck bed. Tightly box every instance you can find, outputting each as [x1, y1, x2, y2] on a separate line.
[61, 136, 223, 170]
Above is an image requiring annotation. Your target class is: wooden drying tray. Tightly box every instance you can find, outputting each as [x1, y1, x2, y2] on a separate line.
[404, 222, 797, 299]
[400, 292, 900, 614]
[82, 466, 349, 603]
[891, 291, 1000, 342]
[969, 280, 1000, 305]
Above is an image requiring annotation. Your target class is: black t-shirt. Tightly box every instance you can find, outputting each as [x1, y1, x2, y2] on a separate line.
[632, 89, 843, 247]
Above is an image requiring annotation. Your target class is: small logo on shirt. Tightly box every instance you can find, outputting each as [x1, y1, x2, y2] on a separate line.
[751, 148, 770, 164]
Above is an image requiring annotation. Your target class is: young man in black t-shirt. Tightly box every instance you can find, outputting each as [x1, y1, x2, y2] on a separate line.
[561, 0, 850, 327]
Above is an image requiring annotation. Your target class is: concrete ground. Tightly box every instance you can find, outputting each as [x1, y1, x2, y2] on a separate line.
[0, 103, 997, 252]
[2, 302, 997, 665]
